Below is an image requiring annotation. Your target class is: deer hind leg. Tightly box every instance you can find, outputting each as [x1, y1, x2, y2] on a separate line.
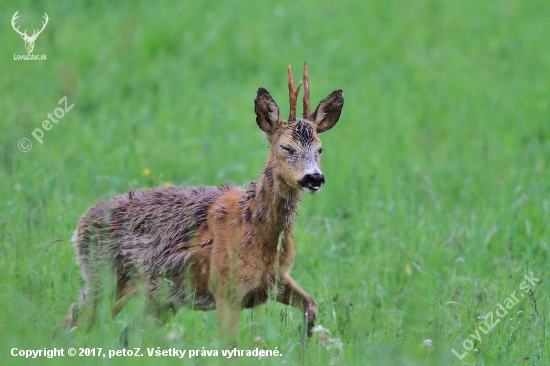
[54, 282, 100, 336]
[52, 302, 80, 339]
[54, 258, 102, 336]
[144, 296, 178, 325]
[119, 278, 177, 347]
[141, 278, 179, 323]
[74, 258, 118, 332]
[112, 276, 137, 317]
[70, 204, 111, 332]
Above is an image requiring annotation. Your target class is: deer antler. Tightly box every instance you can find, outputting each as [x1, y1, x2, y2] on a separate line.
[30, 13, 49, 40]
[11, 11, 28, 38]
[288, 64, 302, 122]
[11, 11, 48, 41]
[302, 62, 310, 119]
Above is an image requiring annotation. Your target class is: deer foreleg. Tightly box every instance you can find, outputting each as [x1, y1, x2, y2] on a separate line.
[214, 295, 241, 348]
[276, 276, 317, 362]
[276, 276, 317, 337]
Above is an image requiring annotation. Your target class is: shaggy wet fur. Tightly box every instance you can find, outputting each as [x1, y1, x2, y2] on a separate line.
[73, 185, 234, 314]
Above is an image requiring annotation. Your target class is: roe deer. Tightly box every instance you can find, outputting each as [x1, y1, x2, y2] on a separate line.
[64, 63, 344, 350]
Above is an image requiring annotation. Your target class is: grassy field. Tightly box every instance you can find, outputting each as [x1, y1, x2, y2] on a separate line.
[1, 0, 549, 364]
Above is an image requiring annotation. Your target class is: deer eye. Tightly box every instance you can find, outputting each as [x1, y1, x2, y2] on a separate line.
[280, 145, 296, 155]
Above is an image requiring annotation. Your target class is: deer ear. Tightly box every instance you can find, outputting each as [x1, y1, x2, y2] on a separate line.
[311, 89, 344, 133]
[255, 88, 281, 134]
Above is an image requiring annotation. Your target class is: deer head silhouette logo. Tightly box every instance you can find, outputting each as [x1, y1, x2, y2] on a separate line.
[11, 11, 49, 54]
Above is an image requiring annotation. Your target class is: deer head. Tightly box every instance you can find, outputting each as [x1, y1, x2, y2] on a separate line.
[255, 63, 344, 194]
[11, 11, 49, 54]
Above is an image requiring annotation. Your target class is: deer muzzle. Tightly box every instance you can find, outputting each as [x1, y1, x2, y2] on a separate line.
[298, 173, 325, 193]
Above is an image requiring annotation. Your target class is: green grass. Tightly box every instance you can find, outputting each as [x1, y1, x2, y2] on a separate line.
[1, 0, 549, 364]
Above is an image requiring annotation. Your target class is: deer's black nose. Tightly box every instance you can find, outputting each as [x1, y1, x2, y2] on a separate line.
[298, 173, 325, 190]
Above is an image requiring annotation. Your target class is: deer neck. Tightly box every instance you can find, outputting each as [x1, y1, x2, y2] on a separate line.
[241, 155, 302, 234]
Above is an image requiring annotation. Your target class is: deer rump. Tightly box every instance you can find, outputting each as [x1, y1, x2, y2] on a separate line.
[74, 184, 240, 313]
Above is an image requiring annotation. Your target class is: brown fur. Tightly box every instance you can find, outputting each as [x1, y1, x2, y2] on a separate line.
[63, 64, 344, 347]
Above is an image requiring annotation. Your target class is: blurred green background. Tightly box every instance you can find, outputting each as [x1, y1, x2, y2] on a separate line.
[1, 0, 549, 365]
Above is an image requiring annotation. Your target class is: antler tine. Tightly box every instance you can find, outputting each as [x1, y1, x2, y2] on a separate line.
[302, 62, 310, 119]
[34, 13, 49, 37]
[42, 14, 49, 28]
[11, 10, 27, 37]
[287, 64, 302, 122]
[11, 10, 19, 26]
